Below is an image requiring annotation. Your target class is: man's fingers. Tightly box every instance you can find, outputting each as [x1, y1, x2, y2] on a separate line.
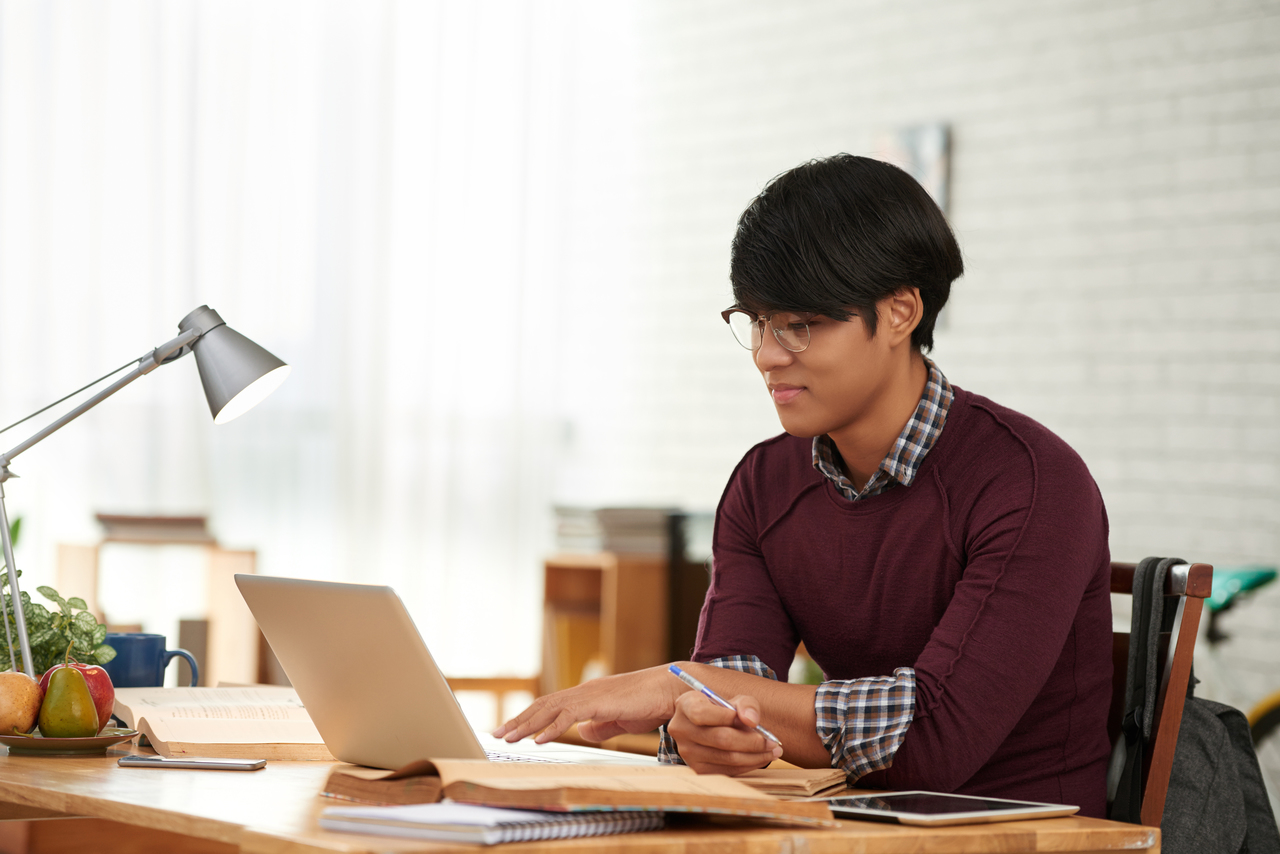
[673, 696, 773, 753]
[668, 690, 782, 775]
[580, 717, 671, 742]
[729, 695, 762, 729]
[678, 745, 779, 768]
[497, 698, 563, 742]
[675, 692, 739, 727]
[678, 692, 771, 736]
[534, 708, 579, 744]
[493, 703, 538, 737]
[675, 741, 782, 776]
[665, 706, 773, 752]
[670, 719, 773, 755]
[496, 666, 682, 745]
[492, 712, 525, 739]
[578, 720, 626, 742]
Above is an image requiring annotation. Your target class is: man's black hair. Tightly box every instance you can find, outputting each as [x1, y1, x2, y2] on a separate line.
[730, 154, 963, 351]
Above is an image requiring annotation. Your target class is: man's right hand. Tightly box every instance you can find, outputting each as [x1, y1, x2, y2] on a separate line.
[666, 690, 783, 775]
[492, 664, 687, 745]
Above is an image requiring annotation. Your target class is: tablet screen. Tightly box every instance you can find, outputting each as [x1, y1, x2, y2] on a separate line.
[826, 791, 1078, 826]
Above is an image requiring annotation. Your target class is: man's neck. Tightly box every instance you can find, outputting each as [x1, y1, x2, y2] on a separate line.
[826, 352, 930, 491]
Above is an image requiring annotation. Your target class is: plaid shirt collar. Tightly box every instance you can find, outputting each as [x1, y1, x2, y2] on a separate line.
[812, 358, 953, 501]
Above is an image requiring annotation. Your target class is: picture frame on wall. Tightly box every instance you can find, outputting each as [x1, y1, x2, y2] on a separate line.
[872, 123, 951, 215]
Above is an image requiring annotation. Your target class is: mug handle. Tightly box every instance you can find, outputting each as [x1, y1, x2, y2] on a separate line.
[164, 649, 200, 687]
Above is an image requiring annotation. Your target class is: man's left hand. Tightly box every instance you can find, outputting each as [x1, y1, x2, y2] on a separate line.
[492, 665, 681, 745]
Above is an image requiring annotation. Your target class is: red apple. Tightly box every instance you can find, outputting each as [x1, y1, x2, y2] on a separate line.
[40, 663, 114, 734]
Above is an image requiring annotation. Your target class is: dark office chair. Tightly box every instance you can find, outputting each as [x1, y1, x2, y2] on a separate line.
[1108, 560, 1213, 827]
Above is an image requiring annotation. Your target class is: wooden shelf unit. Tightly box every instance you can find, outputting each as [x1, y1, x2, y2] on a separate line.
[55, 515, 269, 687]
[542, 552, 668, 694]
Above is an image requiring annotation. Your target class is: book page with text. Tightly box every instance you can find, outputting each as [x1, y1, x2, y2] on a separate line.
[114, 686, 325, 745]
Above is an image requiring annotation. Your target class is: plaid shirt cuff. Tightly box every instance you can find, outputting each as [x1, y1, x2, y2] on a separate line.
[658, 656, 778, 765]
[815, 667, 916, 781]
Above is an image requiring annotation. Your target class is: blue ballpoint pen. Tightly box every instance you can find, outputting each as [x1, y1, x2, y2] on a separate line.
[668, 664, 783, 748]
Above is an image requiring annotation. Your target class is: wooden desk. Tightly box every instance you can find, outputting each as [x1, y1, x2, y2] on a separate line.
[0, 743, 1158, 854]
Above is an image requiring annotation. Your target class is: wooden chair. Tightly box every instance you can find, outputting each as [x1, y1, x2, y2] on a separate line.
[1108, 560, 1213, 827]
[444, 676, 541, 731]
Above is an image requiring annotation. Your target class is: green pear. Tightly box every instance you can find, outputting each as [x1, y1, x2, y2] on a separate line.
[38, 667, 99, 738]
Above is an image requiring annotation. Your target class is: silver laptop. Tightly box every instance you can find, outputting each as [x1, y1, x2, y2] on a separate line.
[235, 574, 654, 769]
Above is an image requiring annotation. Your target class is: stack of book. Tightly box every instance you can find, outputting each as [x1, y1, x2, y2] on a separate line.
[554, 506, 677, 556]
[595, 507, 674, 555]
[319, 758, 838, 843]
[323, 758, 847, 807]
[553, 506, 603, 553]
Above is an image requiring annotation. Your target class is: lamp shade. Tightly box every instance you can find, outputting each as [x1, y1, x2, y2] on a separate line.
[178, 306, 291, 424]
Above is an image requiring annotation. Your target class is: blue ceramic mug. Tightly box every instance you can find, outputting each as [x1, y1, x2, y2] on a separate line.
[101, 633, 199, 688]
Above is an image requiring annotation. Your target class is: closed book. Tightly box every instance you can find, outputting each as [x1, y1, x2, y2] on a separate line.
[737, 767, 848, 798]
[320, 802, 664, 844]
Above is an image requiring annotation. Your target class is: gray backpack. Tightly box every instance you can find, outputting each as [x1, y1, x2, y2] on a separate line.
[1108, 556, 1279, 853]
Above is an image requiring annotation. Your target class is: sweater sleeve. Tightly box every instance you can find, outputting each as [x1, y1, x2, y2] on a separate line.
[862, 426, 1110, 793]
[691, 449, 802, 680]
[691, 450, 921, 780]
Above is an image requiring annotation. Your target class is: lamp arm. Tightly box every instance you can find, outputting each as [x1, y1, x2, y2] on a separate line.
[0, 327, 200, 467]
[144, 327, 202, 371]
[0, 325, 201, 676]
[0, 491, 30, 674]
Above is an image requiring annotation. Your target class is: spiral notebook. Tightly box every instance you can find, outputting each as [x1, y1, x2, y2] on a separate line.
[319, 802, 664, 844]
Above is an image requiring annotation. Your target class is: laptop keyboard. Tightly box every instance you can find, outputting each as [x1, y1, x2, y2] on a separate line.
[484, 750, 570, 763]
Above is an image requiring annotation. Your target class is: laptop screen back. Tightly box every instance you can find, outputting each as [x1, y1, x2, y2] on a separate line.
[235, 574, 487, 769]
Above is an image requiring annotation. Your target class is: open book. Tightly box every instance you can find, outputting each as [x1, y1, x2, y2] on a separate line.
[322, 758, 835, 826]
[113, 686, 335, 760]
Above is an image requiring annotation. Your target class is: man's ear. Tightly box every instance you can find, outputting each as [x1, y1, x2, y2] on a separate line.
[881, 287, 923, 347]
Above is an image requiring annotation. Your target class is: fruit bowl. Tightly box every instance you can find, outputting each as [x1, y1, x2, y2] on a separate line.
[0, 727, 138, 757]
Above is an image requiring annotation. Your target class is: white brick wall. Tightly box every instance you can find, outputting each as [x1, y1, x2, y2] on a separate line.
[553, 0, 1280, 719]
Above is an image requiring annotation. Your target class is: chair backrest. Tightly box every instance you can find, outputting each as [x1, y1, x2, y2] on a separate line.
[1108, 560, 1213, 827]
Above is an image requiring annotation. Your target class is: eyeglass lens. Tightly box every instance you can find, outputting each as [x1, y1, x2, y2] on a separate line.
[727, 311, 760, 350]
[725, 310, 811, 352]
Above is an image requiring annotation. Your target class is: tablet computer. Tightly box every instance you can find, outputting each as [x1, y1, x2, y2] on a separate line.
[825, 791, 1079, 826]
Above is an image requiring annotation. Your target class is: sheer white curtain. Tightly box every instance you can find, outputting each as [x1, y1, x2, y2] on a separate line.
[0, 0, 637, 676]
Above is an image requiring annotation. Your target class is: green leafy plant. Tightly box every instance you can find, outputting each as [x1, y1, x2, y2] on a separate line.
[0, 518, 116, 674]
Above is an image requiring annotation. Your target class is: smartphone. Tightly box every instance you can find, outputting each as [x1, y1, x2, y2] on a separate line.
[118, 755, 266, 771]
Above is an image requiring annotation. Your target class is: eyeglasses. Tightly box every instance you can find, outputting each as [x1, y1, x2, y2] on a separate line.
[721, 308, 815, 352]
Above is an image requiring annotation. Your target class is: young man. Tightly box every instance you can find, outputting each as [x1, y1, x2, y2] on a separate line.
[495, 154, 1114, 817]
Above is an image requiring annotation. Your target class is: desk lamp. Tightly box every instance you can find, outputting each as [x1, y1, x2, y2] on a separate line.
[0, 305, 289, 676]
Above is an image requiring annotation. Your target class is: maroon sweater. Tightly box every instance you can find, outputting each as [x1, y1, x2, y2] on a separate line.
[694, 387, 1113, 817]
